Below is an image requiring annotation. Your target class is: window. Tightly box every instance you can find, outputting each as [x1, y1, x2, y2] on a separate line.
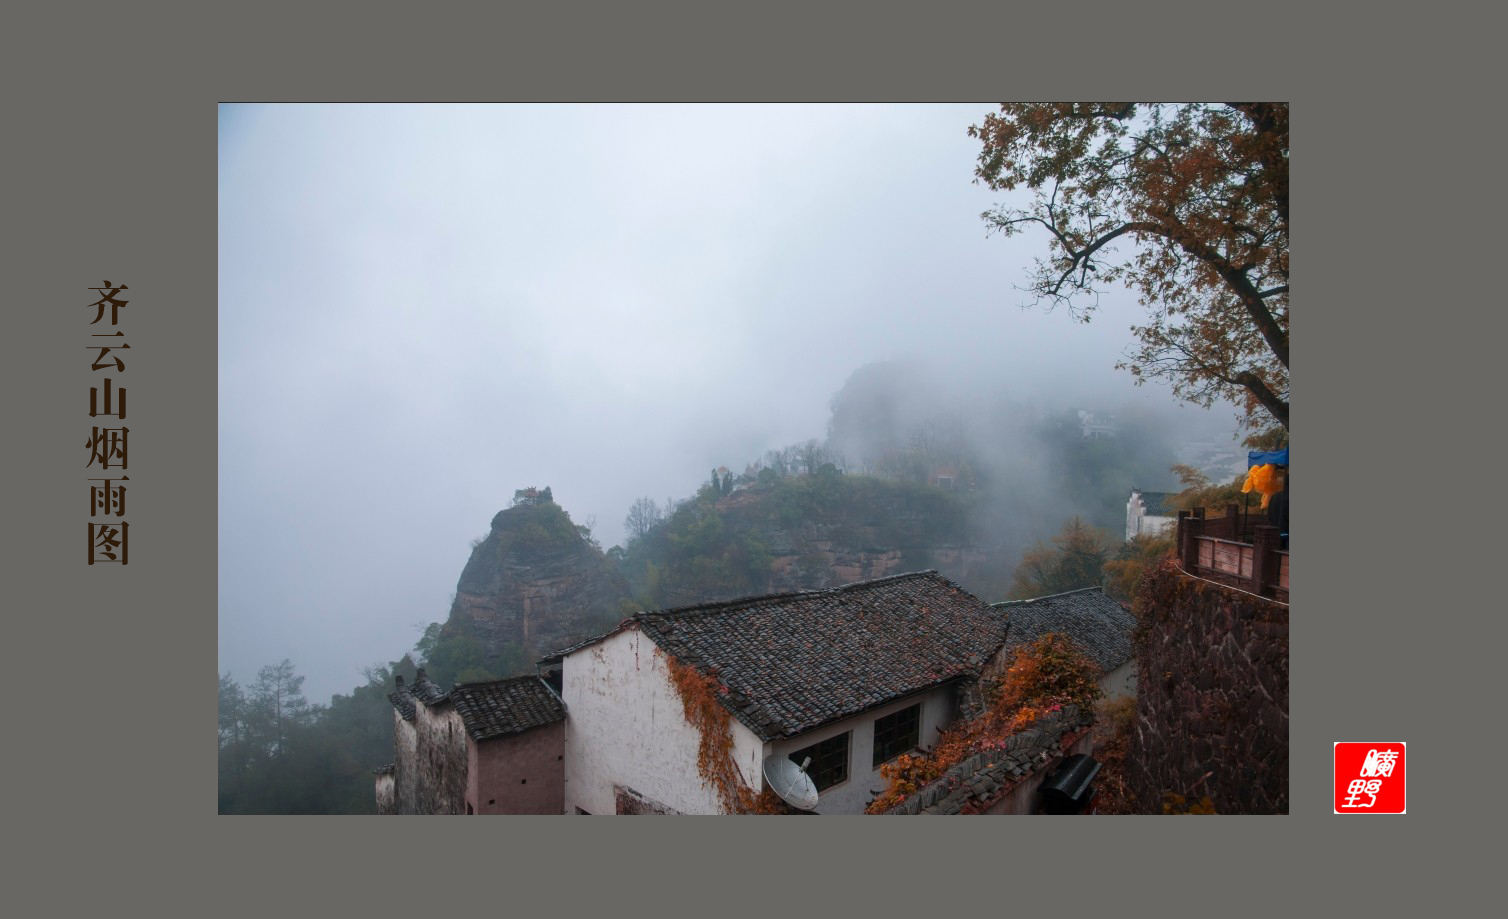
[872, 704, 921, 768]
[789, 732, 849, 791]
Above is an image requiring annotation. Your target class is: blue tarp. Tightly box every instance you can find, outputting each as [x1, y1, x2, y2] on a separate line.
[1248, 448, 1289, 468]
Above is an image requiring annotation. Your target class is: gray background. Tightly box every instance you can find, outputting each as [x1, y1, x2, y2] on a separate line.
[8, 0, 1484, 911]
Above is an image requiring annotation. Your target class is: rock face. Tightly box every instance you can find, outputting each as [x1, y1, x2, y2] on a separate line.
[447, 499, 631, 666]
[757, 532, 991, 599]
[447, 479, 1005, 674]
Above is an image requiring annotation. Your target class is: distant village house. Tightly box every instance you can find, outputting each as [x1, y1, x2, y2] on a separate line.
[1077, 410, 1117, 440]
[1126, 488, 1178, 542]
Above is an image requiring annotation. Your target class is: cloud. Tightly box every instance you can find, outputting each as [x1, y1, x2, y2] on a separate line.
[218, 104, 1240, 702]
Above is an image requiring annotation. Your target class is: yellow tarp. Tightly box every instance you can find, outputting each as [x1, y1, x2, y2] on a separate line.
[1241, 463, 1285, 509]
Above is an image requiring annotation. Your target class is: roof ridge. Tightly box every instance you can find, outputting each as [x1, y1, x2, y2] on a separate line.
[639, 570, 945, 622]
[446, 672, 568, 741]
[992, 585, 1106, 606]
[451, 674, 548, 692]
[536, 570, 981, 672]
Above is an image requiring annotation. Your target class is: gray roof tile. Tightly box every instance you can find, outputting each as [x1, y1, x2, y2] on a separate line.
[448, 676, 567, 742]
[387, 676, 417, 722]
[546, 571, 1010, 742]
[408, 669, 448, 705]
[1132, 490, 1178, 516]
[994, 587, 1135, 675]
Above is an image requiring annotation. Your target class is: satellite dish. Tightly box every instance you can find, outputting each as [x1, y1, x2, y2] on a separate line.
[762, 755, 819, 811]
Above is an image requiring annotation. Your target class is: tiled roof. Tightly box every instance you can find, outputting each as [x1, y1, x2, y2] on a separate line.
[539, 622, 627, 665]
[448, 676, 567, 742]
[387, 677, 417, 722]
[408, 669, 448, 705]
[549, 571, 1010, 742]
[993, 587, 1136, 675]
[386, 669, 450, 720]
[1132, 490, 1178, 516]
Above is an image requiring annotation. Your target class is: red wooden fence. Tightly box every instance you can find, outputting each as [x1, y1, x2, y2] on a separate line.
[1177, 505, 1288, 602]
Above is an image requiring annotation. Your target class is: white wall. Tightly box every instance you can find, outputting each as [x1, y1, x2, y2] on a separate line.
[562, 626, 765, 815]
[768, 687, 957, 815]
[1099, 660, 1137, 699]
[1126, 493, 1176, 541]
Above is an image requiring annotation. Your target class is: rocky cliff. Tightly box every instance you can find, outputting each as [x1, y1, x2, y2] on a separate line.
[625, 472, 1005, 608]
[442, 477, 1007, 677]
[445, 498, 631, 668]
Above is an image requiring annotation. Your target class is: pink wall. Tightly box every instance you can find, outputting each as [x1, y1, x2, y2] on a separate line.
[465, 721, 565, 815]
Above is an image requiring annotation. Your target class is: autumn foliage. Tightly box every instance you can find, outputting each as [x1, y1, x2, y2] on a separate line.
[1162, 792, 1218, 815]
[1009, 516, 1114, 600]
[970, 103, 1289, 434]
[1087, 695, 1138, 813]
[865, 633, 1102, 813]
[662, 652, 785, 814]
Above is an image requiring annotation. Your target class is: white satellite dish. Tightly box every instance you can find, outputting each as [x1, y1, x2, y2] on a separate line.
[762, 755, 819, 811]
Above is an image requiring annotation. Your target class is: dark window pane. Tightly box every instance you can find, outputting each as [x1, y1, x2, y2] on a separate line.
[789, 732, 850, 791]
[873, 704, 921, 768]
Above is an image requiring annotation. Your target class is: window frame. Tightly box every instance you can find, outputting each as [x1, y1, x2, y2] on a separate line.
[872, 703, 922, 768]
[789, 730, 851, 792]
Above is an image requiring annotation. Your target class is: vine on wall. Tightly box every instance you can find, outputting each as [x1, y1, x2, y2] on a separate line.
[661, 651, 784, 814]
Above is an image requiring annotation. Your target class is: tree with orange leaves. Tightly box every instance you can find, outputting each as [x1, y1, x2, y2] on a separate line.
[969, 104, 1288, 434]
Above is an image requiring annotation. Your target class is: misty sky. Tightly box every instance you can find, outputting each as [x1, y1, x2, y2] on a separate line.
[218, 104, 1238, 703]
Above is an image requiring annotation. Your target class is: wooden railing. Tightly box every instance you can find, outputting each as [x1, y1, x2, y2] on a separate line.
[1177, 506, 1288, 602]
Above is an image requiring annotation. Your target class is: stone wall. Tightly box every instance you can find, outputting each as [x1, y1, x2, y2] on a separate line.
[412, 701, 468, 815]
[880, 705, 1094, 815]
[1129, 560, 1288, 814]
[392, 715, 419, 815]
[374, 766, 395, 815]
[385, 699, 469, 815]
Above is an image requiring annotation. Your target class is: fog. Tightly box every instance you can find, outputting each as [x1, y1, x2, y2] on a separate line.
[218, 104, 1240, 703]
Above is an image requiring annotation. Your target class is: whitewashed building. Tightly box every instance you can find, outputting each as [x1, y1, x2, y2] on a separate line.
[1126, 488, 1178, 542]
[539, 571, 1011, 815]
[1077, 410, 1117, 440]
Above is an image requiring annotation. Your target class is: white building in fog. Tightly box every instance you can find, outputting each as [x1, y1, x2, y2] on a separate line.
[1127, 488, 1178, 542]
[539, 571, 1009, 815]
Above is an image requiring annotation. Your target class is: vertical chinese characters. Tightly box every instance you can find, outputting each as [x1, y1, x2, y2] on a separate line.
[86, 281, 130, 565]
